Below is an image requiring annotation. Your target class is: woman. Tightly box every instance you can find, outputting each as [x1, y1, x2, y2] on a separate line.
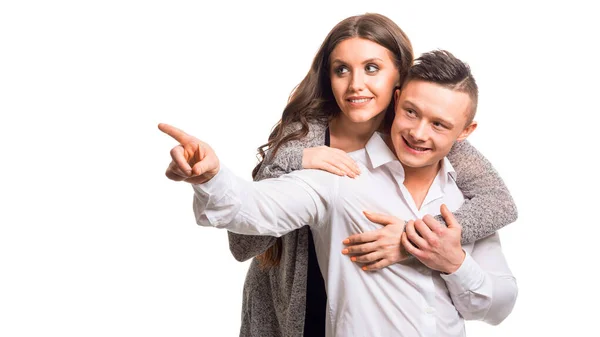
[225, 13, 517, 337]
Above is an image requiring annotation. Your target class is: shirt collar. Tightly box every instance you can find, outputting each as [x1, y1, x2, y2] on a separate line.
[353, 132, 457, 184]
[364, 132, 398, 169]
[439, 156, 457, 189]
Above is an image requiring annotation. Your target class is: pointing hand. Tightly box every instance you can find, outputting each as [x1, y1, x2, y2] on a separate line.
[158, 123, 220, 185]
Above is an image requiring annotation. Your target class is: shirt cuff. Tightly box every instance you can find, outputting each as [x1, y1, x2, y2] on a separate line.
[191, 166, 234, 213]
[191, 165, 229, 197]
[191, 165, 242, 229]
[440, 251, 485, 294]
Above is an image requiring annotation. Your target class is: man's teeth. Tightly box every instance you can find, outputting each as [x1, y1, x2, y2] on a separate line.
[349, 98, 370, 103]
[408, 143, 428, 151]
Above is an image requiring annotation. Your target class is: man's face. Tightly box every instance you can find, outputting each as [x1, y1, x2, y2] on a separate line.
[390, 80, 477, 170]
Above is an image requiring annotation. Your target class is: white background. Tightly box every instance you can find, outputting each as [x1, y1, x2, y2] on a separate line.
[1, 0, 598, 336]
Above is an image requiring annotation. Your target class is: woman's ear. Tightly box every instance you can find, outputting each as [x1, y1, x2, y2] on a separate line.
[394, 87, 401, 102]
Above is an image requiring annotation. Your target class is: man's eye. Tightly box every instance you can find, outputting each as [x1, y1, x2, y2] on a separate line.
[433, 121, 447, 129]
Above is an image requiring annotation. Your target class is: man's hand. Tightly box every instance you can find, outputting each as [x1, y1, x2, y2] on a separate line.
[342, 211, 409, 271]
[401, 204, 465, 274]
[158, 123, 220, 185]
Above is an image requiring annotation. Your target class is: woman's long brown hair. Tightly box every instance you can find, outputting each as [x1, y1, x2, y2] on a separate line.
[254, 13, 414, 268]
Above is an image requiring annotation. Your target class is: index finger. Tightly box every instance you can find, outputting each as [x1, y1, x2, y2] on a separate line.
[158, 123, 190, 144]
[422, 214, 443, 231]
[343, 230, 379, 245]
[363, 211, 403, 226]
[440, 204, 461, 229]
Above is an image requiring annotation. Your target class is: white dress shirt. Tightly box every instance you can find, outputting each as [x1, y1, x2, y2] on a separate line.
[193, 132, 517, 337]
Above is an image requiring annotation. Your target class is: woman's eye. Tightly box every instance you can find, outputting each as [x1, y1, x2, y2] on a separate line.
[365, 64, 379, 73]
[334, 66, 349, 76]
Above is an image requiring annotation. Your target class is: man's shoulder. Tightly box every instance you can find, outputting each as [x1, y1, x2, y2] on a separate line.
[279, 169, 340, 195]
[268, 169, 340, 207]
[286, 168, 340, 183]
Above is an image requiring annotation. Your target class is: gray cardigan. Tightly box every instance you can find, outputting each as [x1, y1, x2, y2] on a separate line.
[228, 121, 518, 337]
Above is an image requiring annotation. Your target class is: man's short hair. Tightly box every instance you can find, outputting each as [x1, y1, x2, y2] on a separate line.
[403, 50, 478, 125]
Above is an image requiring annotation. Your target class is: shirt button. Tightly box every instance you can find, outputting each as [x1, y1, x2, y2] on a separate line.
[425, 307, 436, 314]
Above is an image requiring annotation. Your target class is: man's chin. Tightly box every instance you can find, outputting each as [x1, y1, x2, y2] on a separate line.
[398, 152, 425, 165]
[398, 154, 439, 170]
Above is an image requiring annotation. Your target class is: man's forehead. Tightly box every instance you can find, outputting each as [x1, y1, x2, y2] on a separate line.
[397, 80, 471, 123]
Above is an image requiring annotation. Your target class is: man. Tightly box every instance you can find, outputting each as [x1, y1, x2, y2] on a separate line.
[159, 50, 517, 337]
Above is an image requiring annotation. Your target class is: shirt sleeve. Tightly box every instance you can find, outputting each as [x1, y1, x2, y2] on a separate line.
[440, 233, 518, 325]
[193, 166, 333, 237]
[226, 121, 327, 261]
[440, 140, 519, 244]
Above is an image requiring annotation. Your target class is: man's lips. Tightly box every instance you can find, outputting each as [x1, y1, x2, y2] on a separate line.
[403, 136, 431, 152]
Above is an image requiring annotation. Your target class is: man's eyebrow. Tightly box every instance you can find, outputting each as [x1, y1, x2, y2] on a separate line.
[434, 116, 455, 129]
[400, 99, 456, 128]
[401, 99, 418, 109]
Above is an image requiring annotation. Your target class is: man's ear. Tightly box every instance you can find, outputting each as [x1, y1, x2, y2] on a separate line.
[456, 121, 477, 142]
[394, 87, 401, 102]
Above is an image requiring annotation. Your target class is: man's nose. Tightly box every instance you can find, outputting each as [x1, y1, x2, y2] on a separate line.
[409, 122, 428, 142]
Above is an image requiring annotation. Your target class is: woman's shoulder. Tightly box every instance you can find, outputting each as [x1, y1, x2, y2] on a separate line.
[282, 119, 328, 142]
[283, 119, 327, 133]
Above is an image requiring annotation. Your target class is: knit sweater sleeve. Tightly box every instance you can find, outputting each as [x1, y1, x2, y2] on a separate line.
[226, 121, 328, 262]
[441, 140, 519, 244]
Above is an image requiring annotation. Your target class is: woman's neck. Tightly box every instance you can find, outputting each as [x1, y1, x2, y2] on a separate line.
[328, 114, 384, 152]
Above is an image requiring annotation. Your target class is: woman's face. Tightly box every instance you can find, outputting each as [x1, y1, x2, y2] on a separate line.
[329, 37, 400, 126]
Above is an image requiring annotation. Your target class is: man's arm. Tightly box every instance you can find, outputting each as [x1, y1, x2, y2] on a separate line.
[444, 140, 519, 244]
[226, 121, 327, 261]
[158, 122, 332, 240]
[440, 232, 518, 325]
[402, 205, 517, 326]
[194, 166, 333, 237]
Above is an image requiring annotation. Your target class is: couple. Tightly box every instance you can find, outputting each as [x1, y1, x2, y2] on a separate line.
[160, 13, 517, 337]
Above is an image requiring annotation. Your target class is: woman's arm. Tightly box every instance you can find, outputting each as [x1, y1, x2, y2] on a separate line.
[444, 140, 518, 244]
[227, 121, 327, 262]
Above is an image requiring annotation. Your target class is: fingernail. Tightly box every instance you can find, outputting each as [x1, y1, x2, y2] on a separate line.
[342, 239, 349, 244]
[362, 266, 368, 271]
[342, 249, 349, 254]
[351, 257, 357, 262]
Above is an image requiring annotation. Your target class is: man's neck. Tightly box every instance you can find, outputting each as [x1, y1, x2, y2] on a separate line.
[402, 161, 441, 210]
[381, 134, 444, 210]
